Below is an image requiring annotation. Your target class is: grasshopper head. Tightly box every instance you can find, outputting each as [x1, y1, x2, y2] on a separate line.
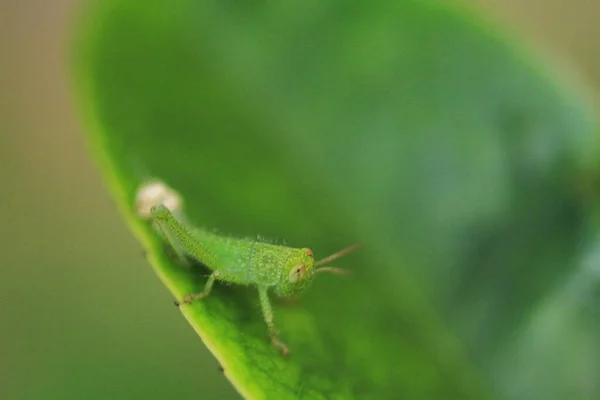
[273, 244, 361, 297]
[273, 248, 316, 297]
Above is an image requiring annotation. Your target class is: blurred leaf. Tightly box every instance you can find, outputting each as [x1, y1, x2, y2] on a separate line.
[73, 0, 600, 398]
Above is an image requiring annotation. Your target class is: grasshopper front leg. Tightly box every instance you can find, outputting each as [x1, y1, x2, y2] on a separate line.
[258, 286, 289, 356]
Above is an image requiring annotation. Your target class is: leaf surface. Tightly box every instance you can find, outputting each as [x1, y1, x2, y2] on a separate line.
[73, 0, 600, 398]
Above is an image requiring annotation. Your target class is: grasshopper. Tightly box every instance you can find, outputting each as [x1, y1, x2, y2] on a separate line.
[137, 181, 360, 355]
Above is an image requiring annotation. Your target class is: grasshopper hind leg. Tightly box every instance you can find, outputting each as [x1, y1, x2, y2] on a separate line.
[150, 214, 190, 266]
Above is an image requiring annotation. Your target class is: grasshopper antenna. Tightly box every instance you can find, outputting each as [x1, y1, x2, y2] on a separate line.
[315, 243, 361, 267]
[314, 266, 350, 275]
[314, 243, 361, 274]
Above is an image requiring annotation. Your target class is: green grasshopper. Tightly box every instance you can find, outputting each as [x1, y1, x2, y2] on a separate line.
[137, 181, 360, 355]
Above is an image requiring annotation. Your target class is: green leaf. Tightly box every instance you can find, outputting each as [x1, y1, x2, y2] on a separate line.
[72, 0, 600, 398]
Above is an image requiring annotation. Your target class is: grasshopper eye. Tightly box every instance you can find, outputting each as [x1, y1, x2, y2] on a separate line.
[288, 263, 306, 283]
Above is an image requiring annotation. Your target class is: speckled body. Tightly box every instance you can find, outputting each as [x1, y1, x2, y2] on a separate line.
[140, 185, 357, 356]
[191, 229, 295, 287]
[151, 204, 317, 298]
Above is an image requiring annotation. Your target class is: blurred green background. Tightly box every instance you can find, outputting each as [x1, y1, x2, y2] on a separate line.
[1, 1, 599, 399]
